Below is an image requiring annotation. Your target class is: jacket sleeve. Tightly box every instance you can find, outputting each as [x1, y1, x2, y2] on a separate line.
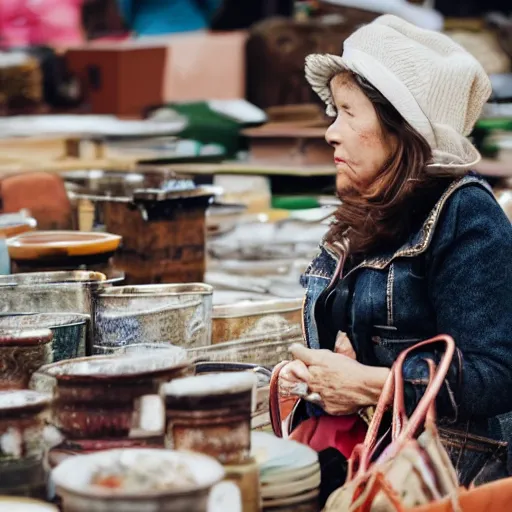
[404, 185, 512, 420]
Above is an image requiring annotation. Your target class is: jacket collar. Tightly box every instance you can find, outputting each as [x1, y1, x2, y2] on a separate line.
[323, 173, 492, 272]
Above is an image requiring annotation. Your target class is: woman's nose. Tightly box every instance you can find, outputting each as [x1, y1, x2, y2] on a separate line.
[325, 121, 341, 147]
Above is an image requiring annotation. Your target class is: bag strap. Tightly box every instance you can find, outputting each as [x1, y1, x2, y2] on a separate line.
[349, 334, 455, 479]
[269, 239, 349, 438]
[391, 334, 454, 443]
[269, 360, 289, 437]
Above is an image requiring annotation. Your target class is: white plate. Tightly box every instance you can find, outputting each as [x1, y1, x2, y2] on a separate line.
[261, 470, 321, 499]
[259, 461, 320, 484]
[262, 488, 320, 508]
[251, 432, 318, 475]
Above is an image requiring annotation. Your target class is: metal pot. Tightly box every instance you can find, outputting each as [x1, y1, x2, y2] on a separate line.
[0, 313, 88, 362]
[0, 271, 121, 355]
[0, 271, 118, 315]
[93, 284, 213, 354]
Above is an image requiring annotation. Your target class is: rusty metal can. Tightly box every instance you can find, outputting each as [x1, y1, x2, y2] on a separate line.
[163, 372, 256, 464]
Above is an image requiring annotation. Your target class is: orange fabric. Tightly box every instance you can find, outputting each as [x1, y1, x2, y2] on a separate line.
[412, 478, 512, 512]
[0, 172, 72, 230]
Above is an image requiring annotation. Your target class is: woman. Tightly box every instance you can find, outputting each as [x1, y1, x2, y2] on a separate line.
[279, 14, 512, 487]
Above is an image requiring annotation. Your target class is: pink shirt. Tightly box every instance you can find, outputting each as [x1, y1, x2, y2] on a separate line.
[0, 0, 84, 48]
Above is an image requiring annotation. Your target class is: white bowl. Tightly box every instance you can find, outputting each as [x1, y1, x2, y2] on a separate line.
[52, 448, 225, 512]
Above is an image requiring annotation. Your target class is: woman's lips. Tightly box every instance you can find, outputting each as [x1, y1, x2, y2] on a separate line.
[334, 157, 346, 165]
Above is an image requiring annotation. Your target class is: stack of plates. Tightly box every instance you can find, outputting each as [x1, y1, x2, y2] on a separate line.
[251, 432, 320, 511]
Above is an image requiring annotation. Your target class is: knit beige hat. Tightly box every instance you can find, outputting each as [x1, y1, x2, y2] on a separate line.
[305, 15, 492, 171]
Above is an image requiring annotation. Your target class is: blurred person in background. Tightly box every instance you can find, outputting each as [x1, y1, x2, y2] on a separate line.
[116, 0, 223, 35]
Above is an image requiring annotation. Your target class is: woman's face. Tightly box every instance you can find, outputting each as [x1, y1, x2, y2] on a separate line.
[325, 73, 397, 196]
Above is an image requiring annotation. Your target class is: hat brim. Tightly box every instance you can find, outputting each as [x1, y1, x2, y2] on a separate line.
[305, 54, 349, 116]
[304, 53, 482, 171]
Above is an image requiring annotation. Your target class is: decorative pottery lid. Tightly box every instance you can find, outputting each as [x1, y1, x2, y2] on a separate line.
[162, 372, 257, 398]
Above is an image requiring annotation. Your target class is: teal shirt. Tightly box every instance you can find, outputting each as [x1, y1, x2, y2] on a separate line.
[117, 0, 222, 35]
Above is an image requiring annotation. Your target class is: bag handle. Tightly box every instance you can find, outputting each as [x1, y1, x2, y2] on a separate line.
[349, 334, 455, 479]
[391, 334, 454, 444]
[269, 360, 289, 437]
[269, 240, 349, 437]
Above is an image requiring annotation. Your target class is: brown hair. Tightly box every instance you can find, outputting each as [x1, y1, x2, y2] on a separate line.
[327, 72, 446, 256]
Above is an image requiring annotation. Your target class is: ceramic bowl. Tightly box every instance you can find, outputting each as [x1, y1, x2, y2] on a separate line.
[0, 329, 53, 389]
[37, 349, 193, 439]
[52, 448, 225, 512]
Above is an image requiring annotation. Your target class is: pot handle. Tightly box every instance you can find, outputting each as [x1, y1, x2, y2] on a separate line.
[131, 394, 165, 435]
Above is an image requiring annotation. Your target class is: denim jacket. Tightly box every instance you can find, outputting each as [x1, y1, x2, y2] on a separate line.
[300, 174, 512, 485]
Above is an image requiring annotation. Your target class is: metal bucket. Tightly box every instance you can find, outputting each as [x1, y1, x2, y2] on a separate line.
[0, 313, 88, 361]
[0, 271, 117, 315]
[93, 284, 213, 354]
[0, 271, 120, 355]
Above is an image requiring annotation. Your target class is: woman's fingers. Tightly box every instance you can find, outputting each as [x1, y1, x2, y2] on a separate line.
[278, 360, 311, 397]
[285, 359, 310, 382]
[289, 343, 332, 366]
[335, 331, 356, 359]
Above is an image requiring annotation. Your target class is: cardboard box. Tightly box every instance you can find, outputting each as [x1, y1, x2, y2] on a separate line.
[65, 42, 166, 116]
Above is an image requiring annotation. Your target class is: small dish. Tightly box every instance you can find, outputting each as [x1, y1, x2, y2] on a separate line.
[7, 231, 121, 260]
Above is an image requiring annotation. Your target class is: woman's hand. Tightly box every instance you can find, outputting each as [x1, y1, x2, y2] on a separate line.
[278, 359, 311, 398]
[290, 343, 390, 416]
[278, 332, 353, 399]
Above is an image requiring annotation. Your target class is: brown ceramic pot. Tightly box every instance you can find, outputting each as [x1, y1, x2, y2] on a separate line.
[41, 351, 193, 439]
[0, 390, 52, 498]
[0, 329, 53, 390]
[163, 372, 256, 464]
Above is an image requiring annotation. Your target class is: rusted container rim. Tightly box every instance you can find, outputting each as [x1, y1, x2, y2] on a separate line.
[0, 389, 52, 416]
[98, 283, 213, 298]
[76, 185, 221, 203]
[212, 297, 302, 319]
[0, 328, 53, 346]
[0, 313, 89, 330]
[38, 353, 193, 384]
[0, 270, 108, 288]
